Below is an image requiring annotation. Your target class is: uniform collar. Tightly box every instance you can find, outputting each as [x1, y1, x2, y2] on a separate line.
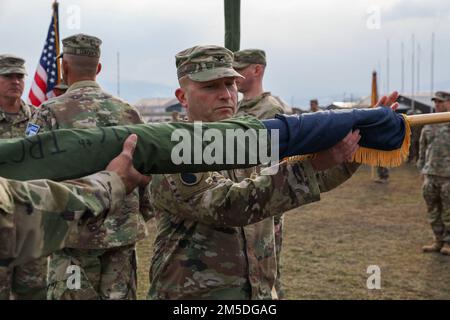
[67, 80, 101, 93]
[0, 100, 32, 123]
[238, 92, 271, 110]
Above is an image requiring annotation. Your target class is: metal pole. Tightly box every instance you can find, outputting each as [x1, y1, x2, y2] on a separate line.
[386, 39, 390, 94]
[224, 0, 241, 51]
[401, 42, 405, 93]
[417, 43, 421, 94]
[117, 51, 120, 97]
[411, 34, 415, 112]
[378, 60, 382, 96]
[431, 32, 435, 99]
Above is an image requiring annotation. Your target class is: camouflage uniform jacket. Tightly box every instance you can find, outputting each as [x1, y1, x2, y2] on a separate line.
[0, 100, 33, 138]
[30, 80, 149, 249]
[236, 92, 287, 119]
[417, 123, 450, 178]
[148, 160, 359, 300]
[0, 171, 126, 267]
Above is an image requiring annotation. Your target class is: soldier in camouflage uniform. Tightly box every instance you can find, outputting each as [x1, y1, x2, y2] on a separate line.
[309, 99, 320, 113]
[234, 49, 288, 119]
[407, 109, 423, 164]
[0, 134, 151, 267]
[148, 45, 362, 300]
[233, 49, 289, 298]
[375, 166, 389, 183]
[29, 34, 151, 299]
[0, 54, 47, 300]
[417, 91, 450, 255]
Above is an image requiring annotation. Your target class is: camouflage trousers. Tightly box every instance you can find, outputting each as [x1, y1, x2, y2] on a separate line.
[273, 214, 284, 299]
[377, 167, 389, 180]
[422, 175, 450, 244]
[47, 244, 137, 300]
[0, 257, 47, 300]
[407, 126, 423, 163]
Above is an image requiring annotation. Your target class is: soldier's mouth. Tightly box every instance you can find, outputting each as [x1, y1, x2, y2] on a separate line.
[215, 106, 234, 112]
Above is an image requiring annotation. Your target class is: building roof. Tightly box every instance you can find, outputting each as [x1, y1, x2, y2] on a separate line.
[134, 97, 173, 109]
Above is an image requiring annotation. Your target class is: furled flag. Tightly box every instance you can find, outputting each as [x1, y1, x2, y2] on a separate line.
[28, 1, 61, 107]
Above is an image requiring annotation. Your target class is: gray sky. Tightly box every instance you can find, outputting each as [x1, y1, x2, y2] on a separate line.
[1, 0, 449, 106]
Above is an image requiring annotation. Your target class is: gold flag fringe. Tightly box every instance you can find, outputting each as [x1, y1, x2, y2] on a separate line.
[283, 114, 412, 168]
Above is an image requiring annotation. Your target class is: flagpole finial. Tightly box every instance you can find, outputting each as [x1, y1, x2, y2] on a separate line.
[53, 0, 59, 10]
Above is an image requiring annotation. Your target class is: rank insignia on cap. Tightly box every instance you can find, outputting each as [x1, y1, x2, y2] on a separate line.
[179, 173, 203, 186]
[25, 123, 40, 137]
[214, 55, 225, 62]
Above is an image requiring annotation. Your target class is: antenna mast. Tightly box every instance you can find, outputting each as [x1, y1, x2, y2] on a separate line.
[117, 51, 120, 97]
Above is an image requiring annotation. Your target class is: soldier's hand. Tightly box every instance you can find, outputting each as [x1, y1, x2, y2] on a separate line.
[311, 130, 361, 171]
[376, 91, 399, 111]
[106, 134, 151, 194]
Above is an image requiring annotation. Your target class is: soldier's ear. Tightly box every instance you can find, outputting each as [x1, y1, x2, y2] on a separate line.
[62, 59, 69, 78]
[96, 62, 102, 75]
[254, 64, 263, 77]
[175, 88, 188, 109]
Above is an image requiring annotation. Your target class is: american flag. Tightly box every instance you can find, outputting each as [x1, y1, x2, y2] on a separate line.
[28, 5, 60, 107]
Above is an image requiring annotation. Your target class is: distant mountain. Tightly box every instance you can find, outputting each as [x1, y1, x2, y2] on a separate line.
[100, 80, 174, 104]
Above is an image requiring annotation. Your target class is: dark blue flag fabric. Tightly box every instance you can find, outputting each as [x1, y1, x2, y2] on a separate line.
[264, 107, 410, 167]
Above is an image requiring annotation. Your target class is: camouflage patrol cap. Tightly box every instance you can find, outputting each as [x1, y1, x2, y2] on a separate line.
[0, 54, 27, 75]
[176, 45, 243, 82]
[431, 91, 450, 102]
[233, 49, 266, 69]
[57, 34, 102, 59]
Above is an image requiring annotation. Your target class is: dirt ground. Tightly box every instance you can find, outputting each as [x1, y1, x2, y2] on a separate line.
[136, 164, 450, 299]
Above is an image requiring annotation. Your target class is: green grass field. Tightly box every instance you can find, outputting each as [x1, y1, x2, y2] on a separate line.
[136, 164, 450, 299]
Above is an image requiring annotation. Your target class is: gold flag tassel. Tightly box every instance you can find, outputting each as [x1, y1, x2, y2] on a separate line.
[351, 114, 411, 167]
[282, 115, 410, 168]
[351, 111, 450, 167]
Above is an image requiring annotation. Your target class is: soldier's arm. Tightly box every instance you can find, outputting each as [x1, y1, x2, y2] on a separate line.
[128, 104, 155, 220]
[258, 99, 286, 120]
[0, 134, 149, 266]
[29, 102, 56, 133]
[0, 171, 126, 267]
[139, 185, 154, 221]
[259, 108, 283, 120]
[129, 104, 146, 124]
[302, 130, 361, 192]
[152, 160, 321, 228]
[314, 162, 360, 193]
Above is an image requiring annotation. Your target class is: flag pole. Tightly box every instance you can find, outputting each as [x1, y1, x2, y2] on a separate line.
[224, 0, 241, 51]
[407, 112, 450, 126]
[53, 0, 62, 84]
